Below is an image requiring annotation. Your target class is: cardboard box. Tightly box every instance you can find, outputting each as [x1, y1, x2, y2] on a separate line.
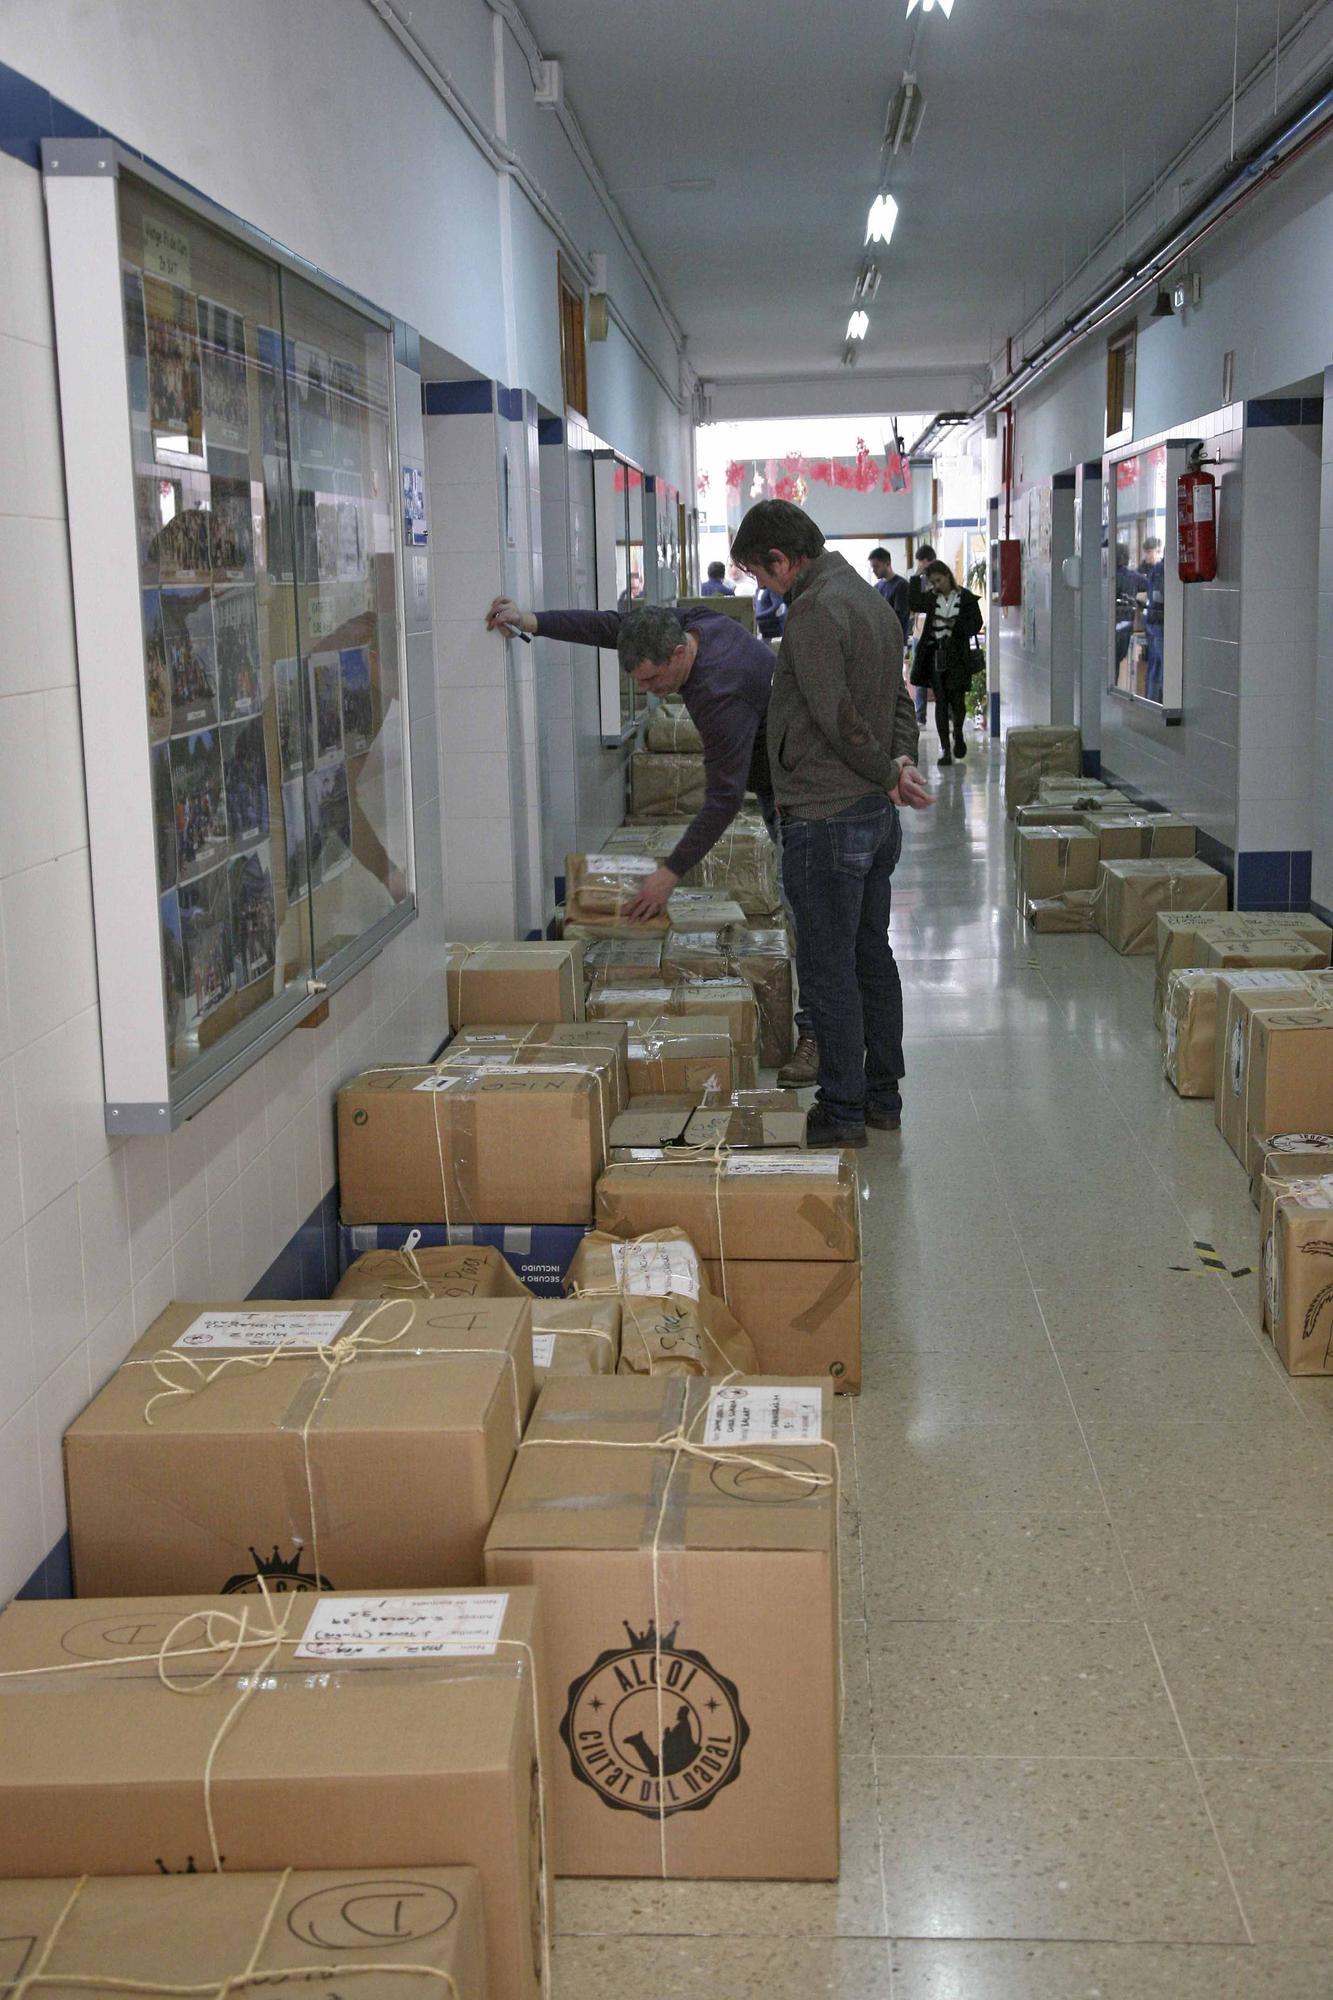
[630, 750, 706, 820]
[662, 891, 748, 930]
[581, 936, 666, 985]
[603, 817, 780, 920]
[1024, 888, 1099, 932]
[587, 977, 760, 1086]
[1264, 1177, 1333, 1373]
[440, 1022, 631, 1118]
[565, 1229, 758, 1378]
[65, 1296, 534, 1597]
[646, 701, 703, 754]
[1095, 858, 1227, 954]
[484, 1375, 838, 1880]
[1079, 812, 1196, 860]
[0, 1869, 488, 2000]
[1215, 979, 1333, 1156]
[446, 941, 583, 1030]
[565, 853, 671, 934]
[625, 1020, 735, 1099]
[1162, 967, 1320, 1101]
[1014, 827, 1101, 904]
[1153, 912, 1333, 1025]
[532, 1297, 621, 1387]
[337, 1065, 608, 1227]
[596, 1153, 859, 1262]
[1242, 1007, 1333, 1175]
[339, 1224, 587, 1298]
[664, 925, 795, 1068]
[1198, 934, 1327, 973]
[1003, 725, 1082, 813]
[608, 1093, 805, 1161]
[1034, 784, 1132, 813]
[703, 1257, 861, 1392]
[1251, 1132, 1333, 1207]
[1012, 803, 1092, 832]
[334, 1242, 531, 1302]
[0, 1587, 547, 2000]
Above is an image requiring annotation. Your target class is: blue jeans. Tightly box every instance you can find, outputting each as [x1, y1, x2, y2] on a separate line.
[1145, 621, 1163, 702]
[780, 794, 904, 1126]
[913, 685, 928, 725]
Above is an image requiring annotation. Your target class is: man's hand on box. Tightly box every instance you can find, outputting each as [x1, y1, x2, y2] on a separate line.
[624, 865, 679, 923]
[890, 761, 934, 810]
[486, 597, 536, 636]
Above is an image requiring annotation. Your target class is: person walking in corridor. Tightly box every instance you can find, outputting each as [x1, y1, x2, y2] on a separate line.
[922, 559, 983, 766]
[730, 498, 931, 1146]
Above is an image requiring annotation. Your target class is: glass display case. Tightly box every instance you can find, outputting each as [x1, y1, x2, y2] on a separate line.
[1106, 435, 1194, 715]
[43, 145, 414, 1129]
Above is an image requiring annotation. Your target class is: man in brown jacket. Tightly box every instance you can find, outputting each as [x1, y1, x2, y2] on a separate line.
[731, 499, 931, 1145]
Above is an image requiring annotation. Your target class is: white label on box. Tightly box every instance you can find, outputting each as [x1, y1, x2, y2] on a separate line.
[444, 1051, 517, 1069]
[585, 854, 654, 874]
[173, 1309, 353, 1352]
[295, 1593, 510, 1661]
[724, 1152, 842, 1176]
[532, 1333, 557, 1368]
[1229, 1020, 1245, 1095]
[611, 1240, 701, 1299]
[414, 1073, 464, 1092]
[703, 1384, 824, 1447]
[463, 1033, 520, 1044]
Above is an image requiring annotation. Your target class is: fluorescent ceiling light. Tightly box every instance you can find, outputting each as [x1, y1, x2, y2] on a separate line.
[853, 255, 881, 302]
[907, 0, 954, 16]
[884, 74, 925, 155]
[866, 192, 899, 245]
[846, 311, 869, 341]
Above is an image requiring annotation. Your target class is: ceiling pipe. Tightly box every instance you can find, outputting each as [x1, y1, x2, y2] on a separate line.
[945, 67, 1333, 440]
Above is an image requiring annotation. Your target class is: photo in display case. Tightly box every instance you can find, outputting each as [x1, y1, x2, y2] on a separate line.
[117, 176, 410, 1091]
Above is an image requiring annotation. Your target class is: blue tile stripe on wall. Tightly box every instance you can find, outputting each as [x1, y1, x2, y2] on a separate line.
[537, 416, 565, 446]
[1245, 397, 1324, 426]
[423, 379, 493, 415]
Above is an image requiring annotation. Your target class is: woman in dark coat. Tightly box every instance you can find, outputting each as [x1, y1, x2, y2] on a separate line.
[922, 560, 983, 766]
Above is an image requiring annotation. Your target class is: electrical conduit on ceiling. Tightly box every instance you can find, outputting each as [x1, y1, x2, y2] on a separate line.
[362, 0, 690, 411]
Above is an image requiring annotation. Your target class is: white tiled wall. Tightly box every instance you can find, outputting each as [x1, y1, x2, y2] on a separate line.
[1236, 412, 1322, 855]
[0, 151, 450, 1603]
[1316, 366, 1333, 916]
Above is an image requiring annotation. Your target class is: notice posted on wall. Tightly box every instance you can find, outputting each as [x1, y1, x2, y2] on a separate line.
[173, 1308, 354, 1351]
[295, 1593, 510, 1661]
[703, 1383, 824, 1448]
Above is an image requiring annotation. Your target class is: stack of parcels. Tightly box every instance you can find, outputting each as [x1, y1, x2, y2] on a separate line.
[1003, 724, 1083, 814]
[1216, 988, 1333, 1171]
[586, 973, 761, 1088]
[484, 1375, 839, 1879]
[1250, 1131, 1333, 1208]
[601, 814, 781, 919]
[335, 1242, 620, 1389]
[0, 1587, 548, 2000]
[582, 936, 671, 986]
[337, 1222, 587, 1297]
[664, 924, 795, 1068]
[1095, 857, 1228, 954]
[445, 940, 583, 1030]
[646, 699, 703, 753]
[630, 749, 706, 820]
[596, 1151, 862, 1389]
[337, 1033, 626, 1225]
[1154, 909, 1333, 1025]
[609, 1090, 806, 1160]
[1033, 779, 1133, 813]
[64, 1295, 535, 1595]
[624, 1017, 736, 1097]
[1078, 811, 1196, 860]
[565, 1228, 757, 1377]
[1163, 964, 1331, 1098]
[1015, 826, 1100, 908]
[0, 1870, 488, 2000]
[1262, 1175, 1333, 1374]
[565, 853, 672, 935]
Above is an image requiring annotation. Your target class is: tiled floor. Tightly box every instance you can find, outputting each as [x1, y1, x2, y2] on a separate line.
[550, 735, 1333, 1996]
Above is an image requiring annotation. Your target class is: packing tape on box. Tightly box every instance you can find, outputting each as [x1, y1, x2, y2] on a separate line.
[790, 1259, 861, 1333]
[625, 1023, 730, 1099]
[4, 1865, 468, 2000]
[0, 1580, 554, 1998]
[566, 1227, 753, 1376]
[127, 1297, 525, 1595]
[522, 1375, 841, 1881]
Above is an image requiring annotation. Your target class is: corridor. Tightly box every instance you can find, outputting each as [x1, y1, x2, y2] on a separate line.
[551, 740, 1333, 1997]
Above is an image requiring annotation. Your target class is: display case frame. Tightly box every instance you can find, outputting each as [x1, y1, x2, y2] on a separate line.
[1104, 434, 1195, 720]
[41, 138, 416, 1133]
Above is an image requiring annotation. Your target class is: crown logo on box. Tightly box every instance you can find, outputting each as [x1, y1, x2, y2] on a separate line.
[622, 1618, 679, 1650]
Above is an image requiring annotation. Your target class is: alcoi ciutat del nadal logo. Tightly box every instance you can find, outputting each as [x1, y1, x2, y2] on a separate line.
[220, 1545, 332, 1594]
[560, 1620, 749, 1816]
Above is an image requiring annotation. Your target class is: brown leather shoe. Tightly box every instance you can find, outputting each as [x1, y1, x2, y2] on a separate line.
[777, 1034, 819, 1088]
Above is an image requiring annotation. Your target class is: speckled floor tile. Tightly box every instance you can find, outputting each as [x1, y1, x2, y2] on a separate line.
[860, 1500, 1135, 1622]
[868, 1618, 1182, 1759]
[864, 1349, 1074, 1431]
[1084, 1416, 1328, 1517]
[1150, 1619, 1333, 1759]
[878, 1756, 1246, 1942]
[1199, 1760, 1333, 1943]
[1058, 1343, 1300, 1426]
[549, 1936, 895, 1996]
[1113, 1506, 1333, 1625]
[890, 1940, 1333, 1998]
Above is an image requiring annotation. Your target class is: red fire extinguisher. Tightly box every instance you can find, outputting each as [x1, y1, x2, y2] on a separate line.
[1177, 452, 1217, 583]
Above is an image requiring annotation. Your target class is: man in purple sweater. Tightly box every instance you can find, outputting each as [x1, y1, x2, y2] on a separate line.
[487, 592, 817, 1078]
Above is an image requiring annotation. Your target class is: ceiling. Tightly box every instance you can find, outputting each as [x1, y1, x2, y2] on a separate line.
[521, 0, 1314, 393]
